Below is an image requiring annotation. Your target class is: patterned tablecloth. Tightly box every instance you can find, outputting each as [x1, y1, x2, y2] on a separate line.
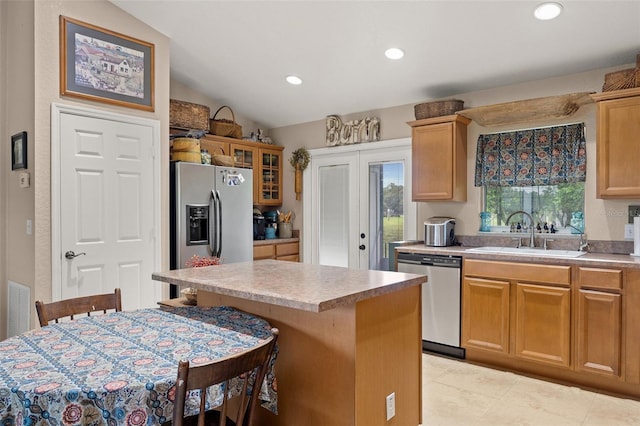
[0, 306, 277, 425]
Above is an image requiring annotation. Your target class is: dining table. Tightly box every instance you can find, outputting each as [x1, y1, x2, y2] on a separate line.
[0, 305, 277, 425]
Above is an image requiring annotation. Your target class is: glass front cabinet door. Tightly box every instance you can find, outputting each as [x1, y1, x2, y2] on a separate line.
[257, 147, 283, 205]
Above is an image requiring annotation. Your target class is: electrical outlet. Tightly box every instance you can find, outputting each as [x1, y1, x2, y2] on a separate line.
[625, 224, 634, 239]
[629, 205, 640, 223]
[386, 392, 396, 421]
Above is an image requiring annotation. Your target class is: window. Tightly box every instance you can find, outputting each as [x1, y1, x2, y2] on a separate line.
[475, 123, 586, 235]
[484, 182, 585, 234]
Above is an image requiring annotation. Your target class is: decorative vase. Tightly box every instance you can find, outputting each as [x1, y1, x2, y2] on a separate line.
[479, 211, 492, 232]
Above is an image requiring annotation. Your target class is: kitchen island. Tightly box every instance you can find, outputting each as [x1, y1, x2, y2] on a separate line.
[152, 260, 426, 426]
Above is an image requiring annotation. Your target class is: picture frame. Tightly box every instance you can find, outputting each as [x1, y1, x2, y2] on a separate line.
[11, 132, 27, 170]
[60, 16, 155, 111]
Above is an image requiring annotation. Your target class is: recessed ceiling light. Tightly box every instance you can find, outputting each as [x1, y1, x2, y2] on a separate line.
[534, 2, 563, 20]
[384, 47, 404, 60]
[286, 75, 302, 85]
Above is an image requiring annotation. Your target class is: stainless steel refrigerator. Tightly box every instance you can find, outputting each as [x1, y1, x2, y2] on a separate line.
[170, 161, 253, 296]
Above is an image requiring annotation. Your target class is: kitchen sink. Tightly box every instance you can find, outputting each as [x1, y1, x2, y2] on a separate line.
[465, 246, 587, 258]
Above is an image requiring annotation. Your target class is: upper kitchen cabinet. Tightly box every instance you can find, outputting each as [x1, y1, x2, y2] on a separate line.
[174, 131, 284, 206]
[408, 115, 470, 201]
[591, 88, 640, 199]
[257, 146, 284, 206]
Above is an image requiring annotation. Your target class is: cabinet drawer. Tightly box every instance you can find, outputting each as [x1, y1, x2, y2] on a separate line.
[253, 244, 275, 259]
[578, 267, 622, 290]
[276, 242, 299, 257]
[464, 259, 570, 286]
[277, 254, 299, 262]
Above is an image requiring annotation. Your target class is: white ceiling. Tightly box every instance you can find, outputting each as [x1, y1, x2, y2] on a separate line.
[110, 0, 640, 129]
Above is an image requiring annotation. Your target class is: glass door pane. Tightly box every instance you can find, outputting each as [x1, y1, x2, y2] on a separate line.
[367, 162, 405, 270]
[318, 164, 349, 267]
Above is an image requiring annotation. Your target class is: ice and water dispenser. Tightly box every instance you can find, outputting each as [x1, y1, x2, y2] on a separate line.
[187, 204, 209, 245]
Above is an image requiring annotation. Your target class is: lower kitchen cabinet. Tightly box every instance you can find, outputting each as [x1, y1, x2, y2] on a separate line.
[462, 277, 510, 354]
[576, 289, 621, 377]
[462, 258, 639, 399]
[463, 259, 571, 369]
[515, 282, 571, 368]
[253, 239, 299, 262]
[576, 266, 623, 378]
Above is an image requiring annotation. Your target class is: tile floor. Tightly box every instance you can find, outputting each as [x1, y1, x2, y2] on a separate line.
[421, 353, 640, 425]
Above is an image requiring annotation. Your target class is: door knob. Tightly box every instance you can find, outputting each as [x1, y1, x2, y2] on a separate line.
[359, 244, 366, 250]
[65, 251, 86, 260]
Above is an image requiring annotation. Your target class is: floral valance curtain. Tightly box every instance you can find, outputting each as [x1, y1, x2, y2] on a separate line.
[474, 123, 586, 187]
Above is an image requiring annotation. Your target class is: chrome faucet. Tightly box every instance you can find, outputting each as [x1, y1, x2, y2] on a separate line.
[567, 224, 589, 252]
[506, 210, 536, 248]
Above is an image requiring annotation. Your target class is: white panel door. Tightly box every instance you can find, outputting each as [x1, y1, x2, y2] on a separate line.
[310, 153, 359, 267]
[56, 108, 159, 310]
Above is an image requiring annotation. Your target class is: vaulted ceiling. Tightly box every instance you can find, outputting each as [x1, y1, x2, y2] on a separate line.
[111, 1, 640, 128]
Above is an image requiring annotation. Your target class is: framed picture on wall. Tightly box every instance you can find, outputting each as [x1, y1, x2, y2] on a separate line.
[60, 16, 155, 111]
[11, 131, 27, 170]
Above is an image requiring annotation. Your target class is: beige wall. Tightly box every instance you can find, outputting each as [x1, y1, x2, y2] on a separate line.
[267, 65, 637, 246]
[170, 78, 266, 135]
[0, 0, 170, 338]
[1, 0, 36, 340]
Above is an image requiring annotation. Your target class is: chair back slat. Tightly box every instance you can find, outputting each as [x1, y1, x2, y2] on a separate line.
[35, 288, 122, 327]
[172, 328, 278, 426]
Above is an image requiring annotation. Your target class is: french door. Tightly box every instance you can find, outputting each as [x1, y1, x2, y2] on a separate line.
[303, 139, 416, 270]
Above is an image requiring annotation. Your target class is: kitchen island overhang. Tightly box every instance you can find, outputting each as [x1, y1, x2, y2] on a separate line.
[152, 259, 427, 426]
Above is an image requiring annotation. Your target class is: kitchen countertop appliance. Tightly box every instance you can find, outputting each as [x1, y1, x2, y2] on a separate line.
[170, 161, 253, 297]
[424, 217, 456, 247]
[253, 214, 266, 240]
[397, 251, 464, 359]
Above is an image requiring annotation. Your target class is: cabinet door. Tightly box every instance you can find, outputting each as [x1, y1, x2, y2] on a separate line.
[462, 277, 510, 354]
[257, 147, 283, 205]
[410, 116, 468, 202]
[576, 289, 621, 377]
[412, 122, 455, 201]
[595, 93, 640, 198]
[230, 143, 257, 169]
[515, 283, 571, 368]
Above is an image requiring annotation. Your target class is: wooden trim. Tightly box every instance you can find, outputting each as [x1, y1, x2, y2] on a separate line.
[456, 92, 594, 126]
[407, 114, 471, 127]
[591, 87, 640, 102]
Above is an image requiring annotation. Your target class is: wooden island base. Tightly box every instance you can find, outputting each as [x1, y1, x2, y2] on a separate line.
[198, 285, 421, 426]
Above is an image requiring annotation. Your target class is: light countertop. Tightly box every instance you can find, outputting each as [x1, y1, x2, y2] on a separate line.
[396, 244, 640, 269]
[152, 259, 426, 312]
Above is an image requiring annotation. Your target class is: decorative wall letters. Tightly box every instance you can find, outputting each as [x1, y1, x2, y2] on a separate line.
[326, 115, 380, 146]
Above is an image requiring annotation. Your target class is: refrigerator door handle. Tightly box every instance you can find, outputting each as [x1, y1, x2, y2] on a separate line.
[209, 189, 218, 256]
[214, 190, 222, 258]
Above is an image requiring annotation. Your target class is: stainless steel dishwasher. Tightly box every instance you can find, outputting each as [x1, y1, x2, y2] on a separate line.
[397, 252, 464, 359]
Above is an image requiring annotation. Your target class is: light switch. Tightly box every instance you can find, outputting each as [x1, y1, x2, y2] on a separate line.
[19, 172, 30, 188]
[26, 219, 32, 236]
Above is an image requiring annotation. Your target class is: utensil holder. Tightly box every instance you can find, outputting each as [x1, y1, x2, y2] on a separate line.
[279, 222, 292, 238]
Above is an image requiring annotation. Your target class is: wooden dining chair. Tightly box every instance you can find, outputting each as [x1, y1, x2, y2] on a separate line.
[35, 288, 122, 327]
[170, 328, 279, 426]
